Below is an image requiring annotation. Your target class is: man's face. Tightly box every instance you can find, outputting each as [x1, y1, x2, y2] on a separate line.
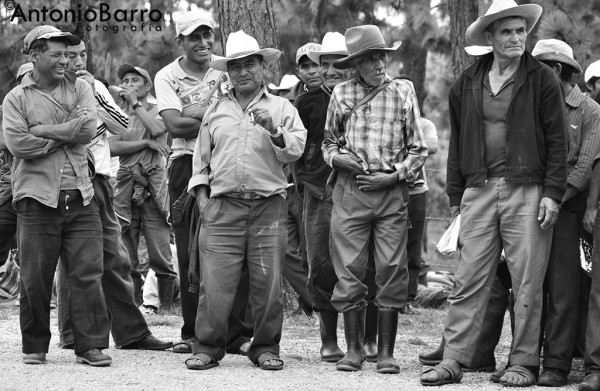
[485, 17, 527, 61]
[31, 40, 70, 82]
[121, 71, 149, 99]
[228, 55, 265, 95]
[353, 51, 388, 87]
[178, 26, 214, 64]
[67, 42, 87, 72]
[320, 54, 347, 89]
[297, 56, 321, 90]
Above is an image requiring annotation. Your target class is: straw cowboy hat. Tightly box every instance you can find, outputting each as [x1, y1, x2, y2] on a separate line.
[307, 32, 348, 64]
[333, 25, 402, 69]
[465, 0, 542, 46]
[464, 45, 493, 56]
[210, 30, 281, 72]
[585, 60, 600, 84]
[532, 39, 582, 74]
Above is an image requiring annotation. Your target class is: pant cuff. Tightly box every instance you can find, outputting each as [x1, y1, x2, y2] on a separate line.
[115, 330, 151, 347]
[248, 345, 281, 365]
[443, 347, 471, 367]
[542, 358, 571, 373]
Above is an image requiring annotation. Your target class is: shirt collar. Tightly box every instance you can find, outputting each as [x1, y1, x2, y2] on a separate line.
[174, 54, 219, 81]
[20, 70, 76, 89]
[227, 85, 273, 102]
[354, 74, 392, 89]
[565, 84, 585, 108]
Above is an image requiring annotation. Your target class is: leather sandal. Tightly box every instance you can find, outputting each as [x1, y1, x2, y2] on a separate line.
[173, 338, 194, 354]
[256, 352, 283, 371]
[500, 365, 536, 387]
[420, 360, 463, 386]
[185, 352, 219, 370]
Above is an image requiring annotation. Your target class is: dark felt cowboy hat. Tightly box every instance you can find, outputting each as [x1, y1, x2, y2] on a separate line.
[333, 25, 401, 69]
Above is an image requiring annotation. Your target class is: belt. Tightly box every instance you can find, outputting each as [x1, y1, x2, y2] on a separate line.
[222, 191, 265, 200]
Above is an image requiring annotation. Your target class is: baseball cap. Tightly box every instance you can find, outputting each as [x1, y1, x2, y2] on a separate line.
[296, 42, 321, 64]
[585, 60, 600, 84]
[175, 10, 213, 36]
[23, 25, 80, 54]
[117, 64, 153, 88]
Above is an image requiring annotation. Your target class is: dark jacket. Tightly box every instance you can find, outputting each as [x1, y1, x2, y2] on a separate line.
[446, 51, 567, 206]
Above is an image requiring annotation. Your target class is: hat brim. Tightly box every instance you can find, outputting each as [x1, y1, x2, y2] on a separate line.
[333, 41, 402, 69]
[178, 22, 213, 37]
[117, 64, 153, 87]
[35, 32, 81, 47]
[210, 48, 281, 72]
[465, 4, 542, 46]
[534, 52, 582, 74]
[307, 50, 348, 65]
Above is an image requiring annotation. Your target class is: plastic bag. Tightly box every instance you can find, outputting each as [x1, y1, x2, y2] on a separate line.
[436, 214, 461, 256]
[581, 234, 593, 277]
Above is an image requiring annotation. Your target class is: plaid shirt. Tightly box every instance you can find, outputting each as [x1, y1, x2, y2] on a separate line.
[322, 76, 427, 179]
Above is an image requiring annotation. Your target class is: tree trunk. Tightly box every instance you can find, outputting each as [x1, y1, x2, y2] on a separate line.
[216, 0, 281, 84]
[448, 0, 478, 79]
[400, 41, 428, 111]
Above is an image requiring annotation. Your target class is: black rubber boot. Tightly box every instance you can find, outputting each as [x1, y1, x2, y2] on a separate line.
[336, 307, 365, 372]
[157, 278, 176, 314]
[319, 311, 344, 362]
[376, 308, 399, 374]
[363, 301, 378, 363]
[419, 336, 445, 366]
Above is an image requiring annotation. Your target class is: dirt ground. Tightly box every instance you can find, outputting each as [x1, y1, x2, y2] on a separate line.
[0, 300, 582, 391]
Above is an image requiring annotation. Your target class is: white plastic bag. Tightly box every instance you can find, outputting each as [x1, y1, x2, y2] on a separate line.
[436, 214, 461, 256]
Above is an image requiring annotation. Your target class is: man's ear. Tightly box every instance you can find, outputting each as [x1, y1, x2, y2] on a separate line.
[553, 62, 562, 76]
[175, 35, 184, 49]
[586, 82, 593, 92]
[484, 31, 493, 45]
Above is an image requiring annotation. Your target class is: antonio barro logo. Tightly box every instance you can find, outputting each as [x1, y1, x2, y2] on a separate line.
[4, 0, 164, 33]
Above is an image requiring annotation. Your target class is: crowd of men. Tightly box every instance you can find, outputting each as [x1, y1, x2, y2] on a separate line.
[2, 0, 600, 388]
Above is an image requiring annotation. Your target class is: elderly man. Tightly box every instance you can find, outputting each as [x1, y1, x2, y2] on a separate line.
[184, 31, 306, 371]
[2, 26, 111, 366]
[531, 39, 600, 387]
[420, 0, 567, 387]
[322, 25, 427, 374]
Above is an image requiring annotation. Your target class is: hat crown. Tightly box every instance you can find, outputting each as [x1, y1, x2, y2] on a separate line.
[175, 10, 212, 36]
[532, 39, 574, 59]
[321, 32, 347, 53]
[225, 30, 261, 58]
[345, 25, 387, 56]
[296, 42, 321, 63]
[585, 60, 600, 83]
[483, 0, 520, 17]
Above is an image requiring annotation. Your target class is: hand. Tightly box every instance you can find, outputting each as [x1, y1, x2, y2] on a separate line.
[583, 206, 597, 234]
[76, 70, 95, 89]
[538, 196, 560, 229]
[332, 154, 367, 175]
[251, 108, 275, 133]
[356, 172, 398, 191]
[118, 84, 139, 105]
[145, 139, 171, 156]
[196, 196, 210, 222]
[181, 104, 208, 121]
[450, 205, 460, 219]
[72, 105, 89, 120]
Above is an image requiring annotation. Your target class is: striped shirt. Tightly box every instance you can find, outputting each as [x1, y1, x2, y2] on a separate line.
[322, 76, 428, 180]
[565, 85, 600, 192]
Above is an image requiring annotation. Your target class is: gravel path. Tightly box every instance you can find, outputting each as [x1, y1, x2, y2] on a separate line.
[0, 301, 581, 390]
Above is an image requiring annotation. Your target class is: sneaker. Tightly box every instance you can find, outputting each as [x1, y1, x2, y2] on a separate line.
[76, 348, 112, 367]
[120, 334, 173, 350]
[23, 352, 46, 364]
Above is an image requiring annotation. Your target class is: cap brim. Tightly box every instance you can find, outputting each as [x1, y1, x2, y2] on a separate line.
[333, 41, 401, 69]
[179, 23, 213, 36]
[210, 48, 281, 72]
[307, 50, 348, 65]
[36, 32, 81, 47]
[465, 4, 542, 46]
[534, 52, 582, 74]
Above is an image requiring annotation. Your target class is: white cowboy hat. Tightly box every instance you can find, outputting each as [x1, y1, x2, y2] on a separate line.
[307, 32, 348, 64]
[268, 74, 300, 90]
[210, 30, 281, 72]
[585, 60, 600, 84]
[465, 0, 542, 46]
[464, 45, 493, 56]
[532, 39, 581, 74]
[333, 25, 401, 69]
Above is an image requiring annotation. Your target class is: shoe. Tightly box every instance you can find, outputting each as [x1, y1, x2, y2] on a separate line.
[238, 341, 251, 356]
[120, 334, 173, 350]
[580, 374, 600, 391]
[399, 303, 419, 315]
[363, 301, 378, 363]
[376, 308, 399, 374]
[538, 368, 568, 387]
[420, 359, 463, 386]
[23, 353, 46, 364]
[76, 348, 112, 367]
[336, 307, 365, 372]
[139, 304, 158, 315]
[419, 337, 444, 366]
[318, 311, 344, 362]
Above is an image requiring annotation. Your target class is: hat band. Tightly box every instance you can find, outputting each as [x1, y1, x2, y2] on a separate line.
[349, 43, 389, 54]
[227, 50, 261, 59]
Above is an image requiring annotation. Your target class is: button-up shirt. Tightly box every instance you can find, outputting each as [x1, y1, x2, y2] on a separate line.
[565, 85, 600, 192]
[322, 76, 427, 180]
[187, 87, 307, 198]
[2, 72, 97, 207]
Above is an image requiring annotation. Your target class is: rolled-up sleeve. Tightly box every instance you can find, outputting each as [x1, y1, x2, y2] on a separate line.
[187, 108, 213, 193]
[393, 90, 428, 181]
[322, 93, 343, 168]
[270, 101, 306, 163]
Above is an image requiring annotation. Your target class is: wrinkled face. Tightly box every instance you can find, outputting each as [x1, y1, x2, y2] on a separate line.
[121, 71, 150, 99]
[485, 17, 527, 61]
[353, 51, 388, 87]
[67, 42, 87, 71]
[31, 40, 70, 82]
[178, 26, 214, 64]
[320, 54, 347, 89]
[228, 55, 265, 95]
[297, 56, 321, 90]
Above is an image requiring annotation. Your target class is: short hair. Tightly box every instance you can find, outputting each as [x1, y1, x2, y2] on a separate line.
[485, 16, 527, 34]
[540, 60, 576, 83]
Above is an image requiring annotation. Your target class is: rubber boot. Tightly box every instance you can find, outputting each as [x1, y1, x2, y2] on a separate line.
[319, 311, 344, 362]
[418, 336, 444, 366]
[336, 307, 365, 372]
[132, 277, 143, 307]
[363, 301, 378, 362]
[376, 308, 399, 374]
[157, 278, 175, 314]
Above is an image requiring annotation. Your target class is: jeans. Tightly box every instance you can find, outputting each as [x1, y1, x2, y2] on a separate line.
[407, 191, 427, 302]
[17, 191, 110, 354]
[0, 200, 17, 267]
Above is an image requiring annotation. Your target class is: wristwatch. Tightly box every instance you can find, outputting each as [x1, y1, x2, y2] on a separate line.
[131, 101, 143, 110]
[270, 125, 284, 138]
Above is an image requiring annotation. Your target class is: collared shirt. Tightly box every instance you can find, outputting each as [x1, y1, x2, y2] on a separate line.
[154, 55, 231, 162]
[2, 72, 97, 207]
[187, 87, 307, 198]
[409, 117, 438, 195]
[0, 105, 13, 206]
[117, 103, 167, 168]
[322, 77, 428, 179]
[565, 85, 600, 192]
